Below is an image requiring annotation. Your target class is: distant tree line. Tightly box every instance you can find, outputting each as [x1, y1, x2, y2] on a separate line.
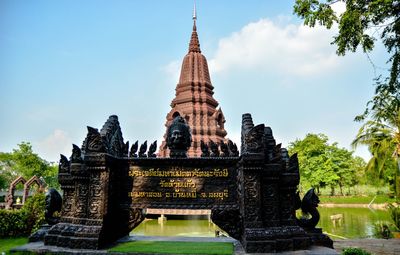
[288, 133, 396, 196]
[0, 142, 59, 190]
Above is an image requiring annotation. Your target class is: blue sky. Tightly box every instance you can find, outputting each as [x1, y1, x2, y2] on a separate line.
[0, 0, 388, 162]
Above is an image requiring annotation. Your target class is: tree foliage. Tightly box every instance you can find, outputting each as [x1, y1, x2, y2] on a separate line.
[294, 0, 400, 123]
[0, 142, 59, 189]
[294, 0, 400, 198]
[288, 133, 366, 195]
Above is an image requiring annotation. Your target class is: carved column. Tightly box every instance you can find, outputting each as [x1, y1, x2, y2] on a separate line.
[239, 114, 311, 253]
[45, 116, 133, 249]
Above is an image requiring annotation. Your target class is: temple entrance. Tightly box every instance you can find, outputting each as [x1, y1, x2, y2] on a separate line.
[44, 114, 332, 253]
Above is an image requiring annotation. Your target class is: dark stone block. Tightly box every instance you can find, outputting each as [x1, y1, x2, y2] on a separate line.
[276, 239, 293, 252]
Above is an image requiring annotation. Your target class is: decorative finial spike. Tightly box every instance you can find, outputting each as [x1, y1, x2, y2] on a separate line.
[189, 0, 201, 53]
[193, 0, 197, 20]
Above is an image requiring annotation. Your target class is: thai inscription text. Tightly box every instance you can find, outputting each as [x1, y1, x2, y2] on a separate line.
[128, 165, 236, 207]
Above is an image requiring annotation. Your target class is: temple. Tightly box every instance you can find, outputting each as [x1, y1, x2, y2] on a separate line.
[159, 8, 228, 157]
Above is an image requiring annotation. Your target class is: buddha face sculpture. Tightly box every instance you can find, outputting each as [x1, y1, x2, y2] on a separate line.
[166, 116, 192, 157]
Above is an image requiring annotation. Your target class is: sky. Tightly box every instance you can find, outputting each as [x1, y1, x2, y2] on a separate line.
[0, 0, 389, 163]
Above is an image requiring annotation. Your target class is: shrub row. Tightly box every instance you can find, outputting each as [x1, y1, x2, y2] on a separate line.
[0, 192, 45, 238]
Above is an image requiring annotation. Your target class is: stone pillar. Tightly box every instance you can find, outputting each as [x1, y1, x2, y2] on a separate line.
[239, 113, 311, 253]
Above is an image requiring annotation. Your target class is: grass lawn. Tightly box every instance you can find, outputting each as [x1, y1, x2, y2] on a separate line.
[0, 237, 28, 255]
[319, 195, 395, 204]
[109, 241, 234, 255]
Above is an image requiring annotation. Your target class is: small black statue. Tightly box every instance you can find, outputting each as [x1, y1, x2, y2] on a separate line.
[130, 140, 139, 158]
[200, 140, 210, 157]
[29, 188, 62, 242]
[148, 141, 157, 158]
[45, 188, 63, 225]
[296, 188, 320, 229]
[227, 140, 239, 157]
[209, 140, 220, 157]
[296, 188, 334, 248]
[166, 116, 192, 158]
[139, 141, 147, 157]
[70, 144, 82, 163]
[220, 142, 229, 157]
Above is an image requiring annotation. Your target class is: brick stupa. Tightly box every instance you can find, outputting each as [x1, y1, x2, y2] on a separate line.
[159, 12, 227, 157]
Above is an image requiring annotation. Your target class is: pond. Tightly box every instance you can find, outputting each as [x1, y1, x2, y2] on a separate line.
[131, 207, 393, 239]
[317, 207, 392, 239]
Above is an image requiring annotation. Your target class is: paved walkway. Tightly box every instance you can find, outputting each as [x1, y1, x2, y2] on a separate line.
[334, 239, 400, 255]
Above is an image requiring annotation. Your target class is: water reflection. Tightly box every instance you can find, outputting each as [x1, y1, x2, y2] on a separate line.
[131, 217, 219, 237]
[131, 208, 392, 239]
[317, 207, 391, 239]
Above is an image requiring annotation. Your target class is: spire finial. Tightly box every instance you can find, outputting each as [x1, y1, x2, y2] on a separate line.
[193, 0, 197, 21]
[189, 0, 201, 53]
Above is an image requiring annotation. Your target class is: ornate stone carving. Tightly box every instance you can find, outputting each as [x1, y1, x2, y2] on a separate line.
[48, 113, 336, 253]
[148, 141, 157, 158]
[295, 188, 333, 248]
[130, 140, 138, 158]
[296, 188, 320, 229]
[166, 116, 192, 158]
[139, 141, 147, 158]
[228, 140, 239, 157]
[71, 144, 83, 163]
[5, 176, 26, 209]
[128, 208, 145, 231]
[209, 140, 219, 157]
[243, 124, 265, 154]
[45, 188, 62, 225]
[100, 115, 126, 157]
[82, 127, 106, 154]
[211, 206, 242, 240]
[200, 140, 210, 157]
[220, 142, 229, 157]
[59, 154, 70, 174]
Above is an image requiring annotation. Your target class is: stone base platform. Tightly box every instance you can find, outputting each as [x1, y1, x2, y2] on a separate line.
[11, 236, 338, 255]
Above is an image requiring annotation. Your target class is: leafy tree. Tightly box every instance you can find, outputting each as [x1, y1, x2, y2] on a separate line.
[294, 0, 400, 198]
[0, 152, 16, 189]
[0, 142, 59, 189]
[352, 106, 400, 195]
[289, 133, 365, 195]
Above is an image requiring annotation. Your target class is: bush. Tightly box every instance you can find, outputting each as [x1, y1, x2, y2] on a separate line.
[388, 204, 400, 230]
[342, 247, 372, 255]
[0, 192, 45, 238]
[0, 209, 27, 237]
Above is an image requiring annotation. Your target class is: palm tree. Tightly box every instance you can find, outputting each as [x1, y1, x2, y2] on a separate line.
[352, 87, 400, 198]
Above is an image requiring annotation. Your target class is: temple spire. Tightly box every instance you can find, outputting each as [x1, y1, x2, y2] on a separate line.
[193, 0, 197, 21]
[189, 0, 201, 53]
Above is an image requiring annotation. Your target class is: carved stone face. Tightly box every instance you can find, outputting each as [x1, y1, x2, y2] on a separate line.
[170, 129, 184, 145]
[166, 116, 192, 155]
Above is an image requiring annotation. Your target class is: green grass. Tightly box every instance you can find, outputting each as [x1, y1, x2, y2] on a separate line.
[109, 241, 234, 255]
[0, 237, 28, 255]
[319, 195, 395, 204]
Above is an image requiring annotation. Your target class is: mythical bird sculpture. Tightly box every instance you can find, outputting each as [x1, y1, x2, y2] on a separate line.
[139, 141, 147, 158]
[130, 140, 138, 158]
[148, 141, 157, 158]
[200, 140, 210, 157]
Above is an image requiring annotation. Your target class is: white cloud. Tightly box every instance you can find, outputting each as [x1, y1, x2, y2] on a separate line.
[208, 18, 341, 77]
[331, 1, 346, 16]
[162, 60, 181, 84]
[36, 129, 72, 163]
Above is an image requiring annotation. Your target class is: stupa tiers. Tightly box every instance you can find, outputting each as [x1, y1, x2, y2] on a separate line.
[159, 11, 227, 157]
